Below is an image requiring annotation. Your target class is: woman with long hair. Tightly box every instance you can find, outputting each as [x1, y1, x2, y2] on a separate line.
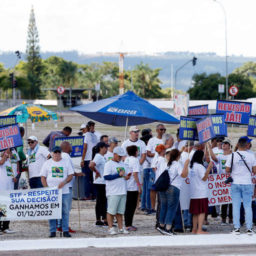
[189, 150, 213, 234]
[157, 149, 189, 235]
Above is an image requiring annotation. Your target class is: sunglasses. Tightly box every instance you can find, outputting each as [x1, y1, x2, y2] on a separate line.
[132, 131, 140, 133]
[28, 141, 35, 145]
[160, 128, 166, 131]
[53, 151, 61, 154]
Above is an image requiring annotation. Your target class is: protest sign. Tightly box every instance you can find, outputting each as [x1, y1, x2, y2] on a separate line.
[0, 115, 17, 127]
[179, 116, 198, 141]
[216, 100, 252, 124]
[54, 136, 84, 157]
[173, 93, 189, 117]
[0, 187, 62, 221]
[196, 116, 216, 143]
[247, 115, 256, 137]
[188, 105, 208, 116]
[0, 124, 23, 151]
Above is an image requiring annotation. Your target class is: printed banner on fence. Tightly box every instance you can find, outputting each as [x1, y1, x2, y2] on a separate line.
[0, 115, 17, 127]
[196, 117, 216, 143]
[54, 136, 84, 157]
[216, 100, 252, 124]
[188, 105, 208, 116]
[179, 116, 198, 141]
[0, 124, 23, 151]
[247, 116, 256, 137]
[0, 187, 62, 221]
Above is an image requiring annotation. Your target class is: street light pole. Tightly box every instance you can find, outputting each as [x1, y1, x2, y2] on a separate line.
[214, 0, 228, 100]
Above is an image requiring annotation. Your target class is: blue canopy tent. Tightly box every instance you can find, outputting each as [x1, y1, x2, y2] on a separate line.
[70, 91, 179, 127]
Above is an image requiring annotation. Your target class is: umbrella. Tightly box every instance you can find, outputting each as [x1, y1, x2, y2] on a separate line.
[70, 91, 179, 126]
[0, 103, 58, 123]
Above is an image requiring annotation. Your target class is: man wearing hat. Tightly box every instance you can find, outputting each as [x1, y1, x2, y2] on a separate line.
[41, 146, 74, 238]
[103, 146, 131, 235]
[27, 136, 50, 188]
[104, 137, 120, 162]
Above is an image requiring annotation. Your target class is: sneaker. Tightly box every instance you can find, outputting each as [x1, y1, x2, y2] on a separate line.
[221, 221, 227, 226]
[118, 228, 129, 234]
[156, 226, 166, 235]
[126, 226, 137, 231]
[63, 231, 71, 238]
[247, 229, 254, 235]
[163, 229, 174, 236]
[108, 227, 117, 235]
[69, 227, 76, 233]
[95, 220, 104, 226]
[49, 232, 56, 238]
[3, 229, 15, 234]
[231, 228, 240, 235]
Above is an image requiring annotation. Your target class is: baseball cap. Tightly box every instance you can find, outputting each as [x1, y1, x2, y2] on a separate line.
[87, 121, 95, 127]
[80, 123, 86, 130]
[109, 137, 120, 143]
[223, 138, 232, 145]
[113, 146, 126, 156]
[129, 126, 140, 132]
[96, 142, 109, 148]
[52, 146, 62, 153]
[27, 136, 38, 141]
[239, 136, 252, 143]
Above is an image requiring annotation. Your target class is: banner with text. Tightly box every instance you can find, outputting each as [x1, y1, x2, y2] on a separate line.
[196, 116, 216, 143]
[0, 187, 62, 221]
[54, 136, 84, 157]
[179, 116, 198, 141]
[0, 115, 17, 127]
[247, 115, 256, 137]
[188, 105, 208, 116]
[216, 100, 252, 124]
[0, 124, 23, 151]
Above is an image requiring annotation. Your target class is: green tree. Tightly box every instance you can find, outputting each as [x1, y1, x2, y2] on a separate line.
[26, 7, 43, 99]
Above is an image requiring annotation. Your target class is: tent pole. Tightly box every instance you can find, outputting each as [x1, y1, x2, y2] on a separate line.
[25, 121, 28, 151]
[124, 117, 128, 140]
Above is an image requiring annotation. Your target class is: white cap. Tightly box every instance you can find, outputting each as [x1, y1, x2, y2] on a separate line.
[80, 123, 86, 130]
[113, 146, 126, 157]
[129, 126, 140, 132]
[28, 136, 38, 141]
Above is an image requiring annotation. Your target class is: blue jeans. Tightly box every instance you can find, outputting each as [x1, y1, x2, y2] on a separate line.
[29, 177, 43, 189]
[173, 203, 183, 229]
[159, 185, 180, 226]
[82, 160, 96, 198]
[183, 209, 192, 227]
[141, 168, 152, 210]
[231, 184, 253, 229]
[49, 193, 70, 233]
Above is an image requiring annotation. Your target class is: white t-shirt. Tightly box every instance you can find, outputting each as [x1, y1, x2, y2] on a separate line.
[124, 156, 140, 191]
[0, 158, 16, 191]
[92, 153, 106, 185]
[83, 132, 98, 161]
[217, 154, 231, 174]
[104, 150, 114, 162]
[28, 146, 50, 179]
[122, 139, 146, 160]
[168, 161, 184, 190]
[103, 160, 127, 196]
[10, 149, 20, 176]
[153, 155, 167, 182]
[40, 158, 74, 194]
[225, 151, 256, 185]
[61, 152, 75, 187]
[189, 163, 208, 199]
[146, 137, 163, 164]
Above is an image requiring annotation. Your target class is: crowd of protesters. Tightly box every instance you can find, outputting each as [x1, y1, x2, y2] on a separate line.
[0, 121, 256, 237]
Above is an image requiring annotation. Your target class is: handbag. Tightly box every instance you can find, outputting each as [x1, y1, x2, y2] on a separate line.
[225, 153, 234, 184]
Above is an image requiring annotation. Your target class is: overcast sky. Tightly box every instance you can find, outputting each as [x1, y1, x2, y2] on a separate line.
[1, 0, 255, 56]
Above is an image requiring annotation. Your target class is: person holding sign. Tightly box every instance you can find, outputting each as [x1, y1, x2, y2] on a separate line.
[208, 139, 233, 225]
[41, 146, 74, 238]
[0, 149, 17, 234]
[225, 137, 256, 235]
[189, 150, 213, 234]
[156, 149, 189, 236]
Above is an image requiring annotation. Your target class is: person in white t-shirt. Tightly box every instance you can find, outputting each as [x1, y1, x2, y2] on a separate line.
[103, 146, 131, 235]
[189, 150, 213, 235]
[208, 139, 233, 225]
[41, 146, 74, 238]
[0, 149, 17, 234]
[226, 137, 256, 235]
[89, 142, 109, 226]
[156, 149, 189, 236]
[104, 137, 119, 162]
[80, 121, 98, 200]
[27, 136, 50, 189]
[124, 145, 142, 231]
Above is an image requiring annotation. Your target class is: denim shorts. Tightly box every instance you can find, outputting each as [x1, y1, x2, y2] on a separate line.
[107, 195, 127, 215]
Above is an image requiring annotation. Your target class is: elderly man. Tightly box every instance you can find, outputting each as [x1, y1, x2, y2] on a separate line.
[41, 146, 74, 238]
[27, 136, 50, 188]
